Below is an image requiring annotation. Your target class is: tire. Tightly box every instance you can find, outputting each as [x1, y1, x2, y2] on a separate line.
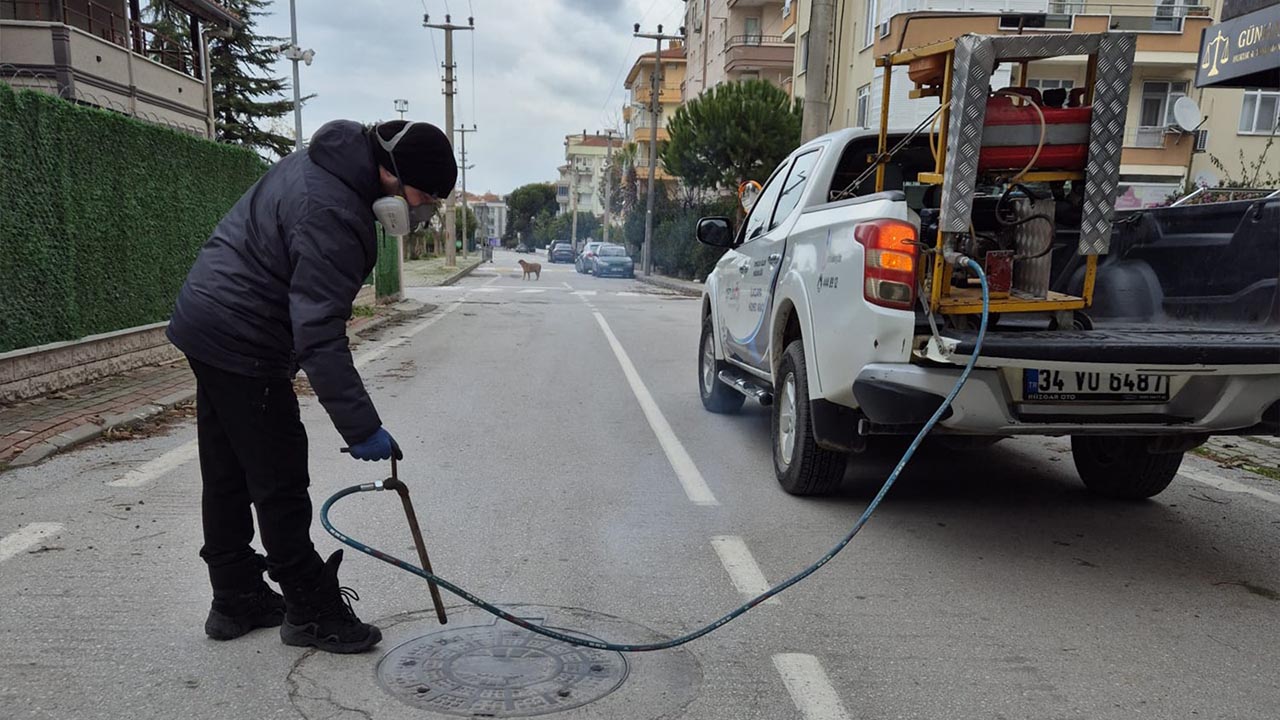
[698, 318, 745, 414]
[1071, 435, 1183, 500]
[773, 340, 848, 495]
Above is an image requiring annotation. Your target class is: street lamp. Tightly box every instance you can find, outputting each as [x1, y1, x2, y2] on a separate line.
[394, 98, 409, 119]
[281, 0, 315, 151]
[200, 27, 234, 140]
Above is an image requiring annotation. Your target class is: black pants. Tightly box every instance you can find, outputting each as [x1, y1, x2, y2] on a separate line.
[189, 357, 324, 595]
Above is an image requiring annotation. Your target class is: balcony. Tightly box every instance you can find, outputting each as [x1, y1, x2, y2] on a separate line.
[875, 4, 1210, 58]
[630, 84, 681, 106]
[1, 0, 240, 136]
[724, 34, 794, 74]
[1121, 126, 1194, 167]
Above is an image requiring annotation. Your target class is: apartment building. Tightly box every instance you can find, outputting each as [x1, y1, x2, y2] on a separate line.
[555, 132, 624, 217]
[788, 0, 1275, 206]
[466, 192, 508, 243]
[622, 42, 687, 183]
[680, 0, 797, 100]
[1, 0, 241, 136]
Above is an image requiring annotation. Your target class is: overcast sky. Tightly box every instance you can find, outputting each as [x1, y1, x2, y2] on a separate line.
[256, 0, 685, 196]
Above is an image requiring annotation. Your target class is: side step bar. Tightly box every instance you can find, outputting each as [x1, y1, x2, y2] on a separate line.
[718, 369, 774, 406]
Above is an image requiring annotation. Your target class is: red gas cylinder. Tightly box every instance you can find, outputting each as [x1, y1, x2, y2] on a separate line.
[978, 93, 1092, 173]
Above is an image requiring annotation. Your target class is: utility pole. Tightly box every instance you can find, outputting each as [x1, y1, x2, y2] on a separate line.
[600, 128, 618, 245]
[800, 0, 834, 143]
[633, 23, 684, 276]
[283, 0, 314, 151]
[424, 12, 473, 267]
[455, 125, 477, 259]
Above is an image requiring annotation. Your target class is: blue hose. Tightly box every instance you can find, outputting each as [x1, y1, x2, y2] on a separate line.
[321, 259, 991, 652]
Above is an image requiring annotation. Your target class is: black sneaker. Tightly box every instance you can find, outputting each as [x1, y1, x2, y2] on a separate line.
[280, 550, 382, 654]
[205, 583, 286, 641]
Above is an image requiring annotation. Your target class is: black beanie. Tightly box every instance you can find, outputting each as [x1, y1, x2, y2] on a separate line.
[372, 120, 458, 200]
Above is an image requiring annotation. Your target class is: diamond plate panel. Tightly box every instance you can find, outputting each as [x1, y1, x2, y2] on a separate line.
[987, 34, 1100, 60]
[940, 36, 996, 233]
[1079, 32, 1136, 256]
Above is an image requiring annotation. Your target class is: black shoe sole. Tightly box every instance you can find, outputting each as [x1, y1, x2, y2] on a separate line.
[280, 620, 383, 654]
[205, 609, 285, 641]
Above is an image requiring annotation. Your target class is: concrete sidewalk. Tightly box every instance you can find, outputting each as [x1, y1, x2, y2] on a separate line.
[0, 300, 430, 471]
[635, 272, 704, 297]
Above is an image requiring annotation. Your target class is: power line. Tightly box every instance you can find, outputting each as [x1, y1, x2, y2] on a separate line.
[598, 0, 664, 116]
[422, 0, 441, 76]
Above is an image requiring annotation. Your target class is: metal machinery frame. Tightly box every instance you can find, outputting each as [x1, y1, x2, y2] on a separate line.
[874, 33, 1137, 316]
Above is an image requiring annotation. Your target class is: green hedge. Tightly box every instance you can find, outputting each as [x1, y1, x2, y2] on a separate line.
[0, 83, 266, 352]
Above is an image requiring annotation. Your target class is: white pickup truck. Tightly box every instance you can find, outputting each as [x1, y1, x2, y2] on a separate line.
[695, 128, 1280, 499]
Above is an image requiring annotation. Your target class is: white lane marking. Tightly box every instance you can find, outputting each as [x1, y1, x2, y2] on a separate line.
[1180, 466, 1280, 506]
[0, 523, 65, 563]
[561, 281, 574, 290]
[773, 654, 852, 720]
[710, 536, 781, 605]
[571, 290, 597, 296]
[517, 288, 547, 294]
[354, 300, 464, 369]
[109, 440, 200, 487]
[592, 311, 718, 506]
[472, 287, 503, 293]
[616, 291, 644, 297]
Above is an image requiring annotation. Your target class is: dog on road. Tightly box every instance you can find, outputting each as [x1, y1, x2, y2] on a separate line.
[517, 259, 541, 281]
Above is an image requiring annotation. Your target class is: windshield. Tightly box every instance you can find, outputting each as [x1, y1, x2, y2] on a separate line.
[600, 246, 627, 257]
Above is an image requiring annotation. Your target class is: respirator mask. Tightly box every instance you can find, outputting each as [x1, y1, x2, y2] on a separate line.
[371, 122, 439, 236]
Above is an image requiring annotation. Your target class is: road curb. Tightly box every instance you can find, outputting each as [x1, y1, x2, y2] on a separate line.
[637, 274, 703, 297]
[438, 257, 487, 287]
[4, 297, 437, 472]
[8, 386, 196, 469]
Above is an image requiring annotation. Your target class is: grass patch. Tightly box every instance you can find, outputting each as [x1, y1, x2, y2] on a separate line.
[351, 304, 377, 318]
[1192, 446, 1280, 482]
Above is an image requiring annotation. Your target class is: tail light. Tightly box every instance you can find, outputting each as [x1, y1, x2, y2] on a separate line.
[855, 219, 919, 310]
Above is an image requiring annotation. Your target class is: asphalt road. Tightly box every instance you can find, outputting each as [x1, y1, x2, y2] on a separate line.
[2, 248, 1278, 720]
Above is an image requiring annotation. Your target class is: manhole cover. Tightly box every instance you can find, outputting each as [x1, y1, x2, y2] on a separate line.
[376, 617, 628, 717]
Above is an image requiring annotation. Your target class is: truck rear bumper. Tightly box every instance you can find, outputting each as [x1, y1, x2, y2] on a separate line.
[853, 363, 1280, 436]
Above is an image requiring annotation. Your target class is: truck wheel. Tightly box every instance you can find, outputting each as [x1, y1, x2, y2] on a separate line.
[1070, 436, 1183, 500]
[699, 318, 745, 414]
[773, 340, 847, 495]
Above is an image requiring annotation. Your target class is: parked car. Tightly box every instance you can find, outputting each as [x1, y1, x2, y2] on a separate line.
[514, 243, 534, 254]
[575, 242, 603, 273]
[549, 243, 575, 263]
[696, 127, 1280, 499]
[590, 244, 635, 278]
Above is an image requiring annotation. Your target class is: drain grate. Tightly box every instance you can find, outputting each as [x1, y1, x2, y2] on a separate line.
[376, 617, 628, 717]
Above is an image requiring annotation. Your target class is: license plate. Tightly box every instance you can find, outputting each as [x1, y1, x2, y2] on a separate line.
[1022, 369, 1171, 403]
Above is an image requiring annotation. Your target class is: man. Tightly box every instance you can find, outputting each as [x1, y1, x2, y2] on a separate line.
[168, 120, 456, 654]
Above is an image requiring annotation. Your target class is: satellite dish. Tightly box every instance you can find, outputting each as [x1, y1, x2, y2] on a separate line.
[1172, 96, 1202, 133]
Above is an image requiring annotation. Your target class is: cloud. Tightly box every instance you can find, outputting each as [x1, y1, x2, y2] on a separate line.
[255, 0, 685, 195]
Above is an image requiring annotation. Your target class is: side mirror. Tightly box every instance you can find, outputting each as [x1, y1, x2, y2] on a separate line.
[738, 180, 762, 214]
[696, 217, 735, 248]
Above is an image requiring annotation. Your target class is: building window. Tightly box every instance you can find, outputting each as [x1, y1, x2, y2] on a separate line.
[1239, 89, 1280, 135]
[1135, 80, 1187, 147]
[856, 84, 871, 128]
[863, 0, 877, 49]
[800, 32, 809, 73]
[1028, 79, 1074, 90]
[745, 17, 761, 45]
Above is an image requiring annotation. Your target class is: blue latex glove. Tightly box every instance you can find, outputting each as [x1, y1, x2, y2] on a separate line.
[347, 428, 403, 462]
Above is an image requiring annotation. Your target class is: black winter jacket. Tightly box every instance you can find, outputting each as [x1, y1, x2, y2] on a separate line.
[168, 120, 383, 445]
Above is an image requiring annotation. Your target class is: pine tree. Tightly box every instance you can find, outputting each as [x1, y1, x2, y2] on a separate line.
[202, 0, 306, 158]
[143, 1, 191, 75]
